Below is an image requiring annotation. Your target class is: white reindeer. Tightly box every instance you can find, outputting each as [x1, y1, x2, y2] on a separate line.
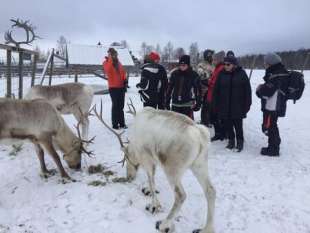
[94, 105, 216, 233]
[0, 98, 93, 180]
[25, 82, 94, 140]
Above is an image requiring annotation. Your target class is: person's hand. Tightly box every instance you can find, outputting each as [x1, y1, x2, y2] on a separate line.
[192, 103, 201, 112]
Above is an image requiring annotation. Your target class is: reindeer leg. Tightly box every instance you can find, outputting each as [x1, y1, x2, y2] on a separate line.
[156, 176, 186, 233]
[33, 143, 56, 178]
[41, 138, 71, 180]
[145, 165, 161, 214]
[142, 165, 159, 196]
[191, 157, 216, 233]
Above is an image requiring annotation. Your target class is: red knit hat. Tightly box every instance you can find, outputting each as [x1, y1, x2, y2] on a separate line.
[149, 52, 160, 62]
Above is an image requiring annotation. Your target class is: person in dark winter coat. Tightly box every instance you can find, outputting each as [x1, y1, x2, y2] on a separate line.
[212, 56, 252, 152]
[256, 53, 289, 156]
[136, 52, 168, 109]
[103, 48, 127, 130]
[207, 51, 226, 141]
[166, 55, 201, 119]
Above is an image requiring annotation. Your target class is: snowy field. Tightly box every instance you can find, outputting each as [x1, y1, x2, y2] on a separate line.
[0, 70, 310, 233]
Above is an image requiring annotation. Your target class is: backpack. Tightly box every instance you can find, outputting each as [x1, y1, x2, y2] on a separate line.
[286, 71, 305, 103]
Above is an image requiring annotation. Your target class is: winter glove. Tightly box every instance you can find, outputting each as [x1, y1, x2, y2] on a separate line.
[165, 103, 171, 110]
[192, 103, 201, 112]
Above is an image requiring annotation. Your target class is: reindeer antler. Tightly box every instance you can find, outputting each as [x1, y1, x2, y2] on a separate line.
[126, 98, 136, 116]
[75, 108, 95, 157]
[5, 18, 41, 47]
[93, 100, 126, 148]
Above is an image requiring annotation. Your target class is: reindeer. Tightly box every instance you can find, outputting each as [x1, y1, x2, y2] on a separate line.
[25, 82, 94, 140]
[0, 98, 93, 180]
[94, 104, 216, 233]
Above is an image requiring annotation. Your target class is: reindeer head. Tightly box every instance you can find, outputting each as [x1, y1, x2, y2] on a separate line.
[93, 100, 139, 180]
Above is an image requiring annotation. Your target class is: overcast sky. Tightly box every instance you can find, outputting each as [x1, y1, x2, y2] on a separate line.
[0, 0, 309, 56]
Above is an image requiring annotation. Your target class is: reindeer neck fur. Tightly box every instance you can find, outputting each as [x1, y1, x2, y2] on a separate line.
[53, 116, 80, 154]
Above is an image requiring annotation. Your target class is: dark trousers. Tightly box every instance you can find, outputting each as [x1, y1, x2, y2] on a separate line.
[210, 111, 225, 138]
[172, 106, 193, 119]
[224, 119, 244, 141]
[143, 101, 164, 110]
[263, 113, 281, 148]
[109, 88, 125, 127]
[200, 100, 210, 125]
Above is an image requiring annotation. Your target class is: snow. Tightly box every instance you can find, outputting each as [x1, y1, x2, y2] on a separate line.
[0, 70, 310, 233]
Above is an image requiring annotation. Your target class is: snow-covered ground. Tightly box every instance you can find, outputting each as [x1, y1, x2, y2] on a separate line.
[0, 70, 309, 233]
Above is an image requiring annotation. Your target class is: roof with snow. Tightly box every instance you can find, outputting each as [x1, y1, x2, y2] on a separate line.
[67, 43, 134, 66]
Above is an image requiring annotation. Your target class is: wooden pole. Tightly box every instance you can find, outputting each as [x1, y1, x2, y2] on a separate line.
[6, 50, 12, 98]
[18, 51, 23, 99]
[249, 55, 257, 80]
[48, 49, 54, 86]
[31, 54, 38, 87]
[74, 72, 78, 83]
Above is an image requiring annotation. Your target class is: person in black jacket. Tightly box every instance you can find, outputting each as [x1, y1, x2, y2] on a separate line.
[212, 56, 252, 152]
[256, 53, 289, 156]
[136, 52, 168, 109]
[166, 55, 201, 119]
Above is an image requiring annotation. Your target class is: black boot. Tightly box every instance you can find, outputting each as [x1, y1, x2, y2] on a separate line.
[260, 147, 279, 156]
[211, 134, 224, 142]
[236, 139, 244, 152]
[226, 139, 235, 149]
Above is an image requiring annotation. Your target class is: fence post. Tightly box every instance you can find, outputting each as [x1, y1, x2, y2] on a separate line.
[6, 50, 12, 98]
[18, 51, 23, 99]
[74, 72, 78, 83]
[31, 53, 38, 87]
[48, 49, 54, 86]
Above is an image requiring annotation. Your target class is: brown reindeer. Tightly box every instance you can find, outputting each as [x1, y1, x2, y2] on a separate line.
[0, 98, 92, 180]
[25, 82, 94, 140]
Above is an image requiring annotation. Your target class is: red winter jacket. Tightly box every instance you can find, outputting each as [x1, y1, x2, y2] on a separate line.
[103, 57, 127, 88]
[207, 63, 224, 103]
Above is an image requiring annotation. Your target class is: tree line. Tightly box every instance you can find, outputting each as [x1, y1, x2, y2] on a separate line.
[238, 49, 310, 70]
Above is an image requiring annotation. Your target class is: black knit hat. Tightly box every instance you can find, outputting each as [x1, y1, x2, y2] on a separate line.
[179, 55, 190, 65]
[224, 56, 238, 65]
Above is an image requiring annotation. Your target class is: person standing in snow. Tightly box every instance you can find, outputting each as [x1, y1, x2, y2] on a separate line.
[197, 49, 215, 126]
[212, 55, 252, 152]
[136, 52, 168, 109]
[256, 53, 289, 156]
[166, 55, 201, 119]
[103, 48, 128, 129]
[207, 51, 226, 141]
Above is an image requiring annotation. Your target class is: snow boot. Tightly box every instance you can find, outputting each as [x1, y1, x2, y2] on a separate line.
[260, 147, 280, 156]
[211, 134, 224, 142]
[236, 139, 244, 152]
[226, 139, 235, 150]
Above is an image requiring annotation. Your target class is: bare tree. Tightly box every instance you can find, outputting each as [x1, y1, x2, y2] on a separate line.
[57, 35, 67, 58]
[120, 40, 129, 48]
[163, 41, 174, 63]
[189, 42, 199, 66]
[174, 47, 186, 59]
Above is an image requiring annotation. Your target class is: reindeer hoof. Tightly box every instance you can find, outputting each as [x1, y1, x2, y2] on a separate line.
[146, 203, 161, 214]
[155, 220, 175, 233]
[155, 221, 162, 230]
[40, 169, 57, 179]
[193, 229, 201, 233]
[142, 187, 160, 196]
[142, 187, 151, 196]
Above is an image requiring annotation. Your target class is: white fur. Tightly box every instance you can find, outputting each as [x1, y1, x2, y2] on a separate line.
[125, 107, 216, 233]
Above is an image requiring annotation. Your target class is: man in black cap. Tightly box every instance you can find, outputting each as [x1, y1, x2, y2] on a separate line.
[166, 55, 201, 119]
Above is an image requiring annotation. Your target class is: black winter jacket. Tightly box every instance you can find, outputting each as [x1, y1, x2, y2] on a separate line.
[166, 67, 201, 108]
[212, 66, 252, 119]
[136, 62, 168, 109]
[256, 63, 289, 117]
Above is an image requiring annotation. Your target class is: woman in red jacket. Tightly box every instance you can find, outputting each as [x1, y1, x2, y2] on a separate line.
[207, 51, 225, 141]
[103, 48, 127, 129]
